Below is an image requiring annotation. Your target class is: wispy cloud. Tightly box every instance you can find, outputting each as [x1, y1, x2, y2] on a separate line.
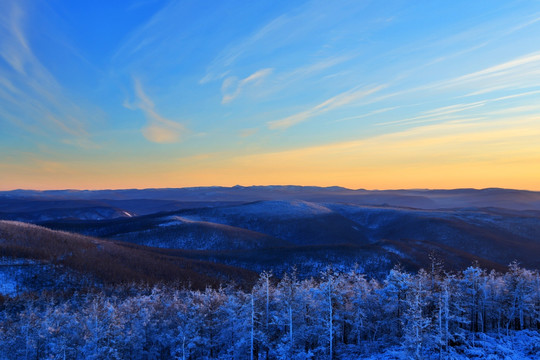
[503, 13, 540, 35]
[396, 51, 540, 101]
[126, 78, 186, 143]
[221, 68, 273, 104]
[111, 1, 177, 63]
[347, 50, 540, 127]
[246, 55, 353, 100]
[483, 104, 540, 116]
[200, 15, 290, 84]
[332, 106, 398, 123]
[239, 128, 258, 138]
[199, 0, 373, 86]
[378, 102, 485, 127]
[284, 55, 352, 79]
[377, 88, 540, 128]
[268, 85, 386, 129]
[449, 51, 540, 86]
[0, 0, 94, 145]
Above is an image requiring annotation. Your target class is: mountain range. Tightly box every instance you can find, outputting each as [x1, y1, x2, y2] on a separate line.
[1, 186, 539, 293]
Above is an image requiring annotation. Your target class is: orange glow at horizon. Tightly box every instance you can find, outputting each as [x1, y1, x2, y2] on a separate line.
[2, 116, 540, 191]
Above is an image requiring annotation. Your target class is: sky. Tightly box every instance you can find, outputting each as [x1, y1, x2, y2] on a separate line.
[1, 0, 540, 191]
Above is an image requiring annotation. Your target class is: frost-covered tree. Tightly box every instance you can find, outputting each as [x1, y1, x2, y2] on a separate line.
[401, 269, 430, 359]
[274, 270, 298, 358]
[381, 265, 411, 341]
[1, 265, 540, 360]
[461, 265, 484, 341]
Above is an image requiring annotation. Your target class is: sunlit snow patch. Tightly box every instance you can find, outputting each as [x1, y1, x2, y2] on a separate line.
[223, 200, 333, 217]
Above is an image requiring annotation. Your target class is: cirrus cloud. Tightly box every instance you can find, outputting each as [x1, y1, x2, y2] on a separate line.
[126, 78, 187, 143]
[221, 68, 273, 104]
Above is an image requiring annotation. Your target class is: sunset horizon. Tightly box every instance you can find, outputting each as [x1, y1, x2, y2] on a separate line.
[2, 184, 540, 192]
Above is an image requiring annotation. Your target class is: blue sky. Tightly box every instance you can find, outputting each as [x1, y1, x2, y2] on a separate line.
[1, 0, 540, 190]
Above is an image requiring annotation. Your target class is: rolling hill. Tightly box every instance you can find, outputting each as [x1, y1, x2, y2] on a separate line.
[0, 220, 257, 294]
[35, 199, 540, 276]
[1, 186, 539, 287]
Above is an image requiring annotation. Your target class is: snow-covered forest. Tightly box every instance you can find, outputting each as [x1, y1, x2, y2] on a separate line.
[1, 263, 539, 359]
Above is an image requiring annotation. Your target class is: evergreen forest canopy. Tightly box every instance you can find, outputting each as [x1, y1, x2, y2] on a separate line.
[1, 263, 539, 360]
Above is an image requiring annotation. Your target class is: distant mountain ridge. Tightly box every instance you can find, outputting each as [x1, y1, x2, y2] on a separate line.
[2, 186, 540, 213]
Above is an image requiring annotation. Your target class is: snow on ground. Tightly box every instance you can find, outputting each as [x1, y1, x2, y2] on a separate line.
[223, 200, 333, 217]
[0, 257, 35, 296]
[0, 257, 39, 265]
[0, 270, 17, 296]
[360, 331, 540, 360]
[157, 216, 198, 227]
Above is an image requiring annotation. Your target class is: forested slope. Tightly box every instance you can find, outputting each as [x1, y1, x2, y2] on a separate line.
[0, 221, 256, 291]
[0, 264, 538, 359]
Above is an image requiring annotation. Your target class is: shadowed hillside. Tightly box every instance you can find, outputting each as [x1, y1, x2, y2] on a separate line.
[34, 199, 540, 277]
[0, 221, 257, 291]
